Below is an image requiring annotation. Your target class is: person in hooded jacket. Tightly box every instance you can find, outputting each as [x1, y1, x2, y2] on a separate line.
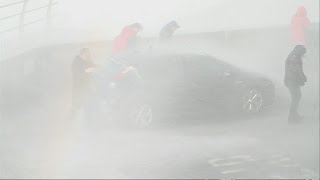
[284, 45, 307, 123]
[159, 21, 180, 42]
[290, 6, 310, 46]
[112, 23, 143, 54]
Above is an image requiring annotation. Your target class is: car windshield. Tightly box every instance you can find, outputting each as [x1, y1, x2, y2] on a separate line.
[183, 53, 241, 73]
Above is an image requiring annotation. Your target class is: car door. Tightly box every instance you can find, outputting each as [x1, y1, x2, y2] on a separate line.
[140, 55, 187, 109]
[182, 55, 233, 108]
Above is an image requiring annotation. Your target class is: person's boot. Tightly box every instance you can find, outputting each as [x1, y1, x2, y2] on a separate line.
[288, 113, 303, 124]
[296, 114, 304, 120]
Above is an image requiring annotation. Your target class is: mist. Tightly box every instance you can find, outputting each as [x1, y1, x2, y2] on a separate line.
[0, 0, 319, 179]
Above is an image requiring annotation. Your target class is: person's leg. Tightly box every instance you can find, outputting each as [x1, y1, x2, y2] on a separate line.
[71, 88, 81, 112]
[288, 85, 302, 122]
[83, 93, 97, 124]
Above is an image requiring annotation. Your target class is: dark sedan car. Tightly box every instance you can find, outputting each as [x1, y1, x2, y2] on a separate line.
[135, 53, 275, 118]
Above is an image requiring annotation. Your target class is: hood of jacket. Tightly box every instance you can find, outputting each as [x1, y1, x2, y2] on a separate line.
[292, 45, 307, 56]
[295, 6, 307, 17]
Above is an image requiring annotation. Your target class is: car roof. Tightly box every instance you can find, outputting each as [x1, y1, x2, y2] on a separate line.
[136, 52, 211, 61]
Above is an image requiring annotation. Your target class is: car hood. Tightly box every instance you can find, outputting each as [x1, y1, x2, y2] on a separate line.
[235, 70, 273, 86]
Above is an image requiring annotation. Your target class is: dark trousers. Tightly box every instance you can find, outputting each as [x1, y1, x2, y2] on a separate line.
[72, 88, 88, 110]
[287, 84, 302, 121]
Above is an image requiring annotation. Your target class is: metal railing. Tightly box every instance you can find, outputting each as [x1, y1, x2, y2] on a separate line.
[0, 0, 57, 34]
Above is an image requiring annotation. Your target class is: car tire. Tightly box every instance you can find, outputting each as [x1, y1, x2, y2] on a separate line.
[129, 103, 153, 128]
[241, 88, 264, 114]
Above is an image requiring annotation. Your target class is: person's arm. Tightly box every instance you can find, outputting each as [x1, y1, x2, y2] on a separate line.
[304, 17, 310, 29]
[160, 26, 171, 39]
[300, 62, 307, 82]
[72, 58, 82, 76]
[85, 61, 97, 73]
[289, 59, 307, 84]
[85, 67, 95, 73]
[127, 36, 137, 49]
[73, 58, 92, 78]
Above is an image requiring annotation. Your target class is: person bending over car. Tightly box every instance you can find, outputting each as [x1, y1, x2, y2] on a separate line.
[159, 21, 180, 42]
[112, 23, 143, 54]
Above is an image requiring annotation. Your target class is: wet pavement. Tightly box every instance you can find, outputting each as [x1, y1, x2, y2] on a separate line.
[1, 90, 319, 179]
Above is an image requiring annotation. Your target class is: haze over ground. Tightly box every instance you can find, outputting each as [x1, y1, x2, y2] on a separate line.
[0, 0, 319, 178]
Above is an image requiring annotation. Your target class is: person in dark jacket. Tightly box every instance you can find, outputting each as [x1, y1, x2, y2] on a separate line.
[284, 45, 307, 123]
[72, 48, 96, 113]
[159, 21, 180, 42]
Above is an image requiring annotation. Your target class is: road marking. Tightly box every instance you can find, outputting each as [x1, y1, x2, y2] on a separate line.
[208, 158, 224, 163]
[229, 155, 251, 159]
[278, 157, 291, 162]
[270, 154, 286, 159]
[220, 168, 247, 174]
[268, 157, 292, 165]
[269, 175, 285, 179]
[279, 163, 300, 168]
[208, 154, 319, 178]
[301, 168, 319, 178]
[210, 161, 244, 167]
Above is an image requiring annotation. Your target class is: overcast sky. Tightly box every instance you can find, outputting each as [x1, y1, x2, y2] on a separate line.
[51, 0, 222, 36]
[1, 0, 318, 59]
[1, 0, 319, 40]
[52, 0, 319, 36]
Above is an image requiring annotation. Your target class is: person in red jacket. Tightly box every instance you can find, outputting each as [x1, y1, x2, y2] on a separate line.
[112, 23, 143, 54]
[290, 6, 310, 46]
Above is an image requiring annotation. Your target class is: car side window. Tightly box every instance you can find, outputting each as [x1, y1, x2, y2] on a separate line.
[143, 55, 184, 82]
[184, 56, 225, 76]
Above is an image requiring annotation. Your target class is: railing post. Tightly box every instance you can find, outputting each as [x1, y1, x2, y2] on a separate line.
[46, 0, 54, 29]
[19, 0, 29, 34]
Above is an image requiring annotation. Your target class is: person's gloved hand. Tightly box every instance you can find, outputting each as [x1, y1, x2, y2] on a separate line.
[303, 75, 307, 82]
[85, 67, 96, 73]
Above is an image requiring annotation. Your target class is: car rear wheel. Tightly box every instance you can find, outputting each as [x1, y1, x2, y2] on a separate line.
[242, 89, 264, 113]
[129, 103, 153, 128]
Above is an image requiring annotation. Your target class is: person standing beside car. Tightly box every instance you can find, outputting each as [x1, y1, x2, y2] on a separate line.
[284, 45, 307, 124]
[71, 48, 96, 115]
